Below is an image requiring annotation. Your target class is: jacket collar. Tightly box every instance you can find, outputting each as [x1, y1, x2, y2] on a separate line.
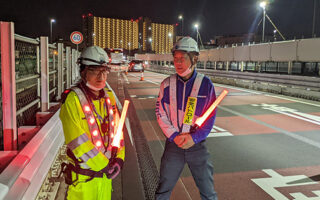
[177, 69, 197, 83]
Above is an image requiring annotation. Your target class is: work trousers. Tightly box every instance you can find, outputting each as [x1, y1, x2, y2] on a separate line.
[66, 171, 112, 200]
[155, 139, 217, 200]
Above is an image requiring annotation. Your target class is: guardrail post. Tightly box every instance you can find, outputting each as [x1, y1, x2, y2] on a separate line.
[214, 61, 217, 70]
[226, 61, 229, 71]
[66, 46, 71, 88]
[288, 61, 293, 75]
[57, 43, 63, 99]
[1, 22, 17, 150]
[40, 37, 49, 112]
[240, 61, 244, 72]
[75, 50, 80, 80]
[71, 49, 75, 84]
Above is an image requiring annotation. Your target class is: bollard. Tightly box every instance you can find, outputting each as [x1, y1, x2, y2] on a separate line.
[140, 71, 144, 81]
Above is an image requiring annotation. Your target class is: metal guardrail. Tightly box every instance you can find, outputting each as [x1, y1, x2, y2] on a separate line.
[0, 111, 64, 200]
[147, 65, 320, 100]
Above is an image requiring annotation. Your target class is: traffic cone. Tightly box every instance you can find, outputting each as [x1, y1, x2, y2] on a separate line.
[140, 71, 144, 81]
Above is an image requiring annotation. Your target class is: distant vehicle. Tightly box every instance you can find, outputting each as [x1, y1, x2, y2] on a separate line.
[128, 60, 145, 72]
[105, 48, 124, 65]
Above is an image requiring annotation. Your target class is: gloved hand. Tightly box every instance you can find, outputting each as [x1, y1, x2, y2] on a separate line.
[103, 158, 124, 179]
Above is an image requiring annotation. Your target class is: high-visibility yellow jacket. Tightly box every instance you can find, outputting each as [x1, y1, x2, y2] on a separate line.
[60, 87, 125, 172]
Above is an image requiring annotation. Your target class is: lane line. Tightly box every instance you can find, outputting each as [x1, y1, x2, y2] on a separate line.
[214, 82, 320, 108]
[220, 106, 320, 150]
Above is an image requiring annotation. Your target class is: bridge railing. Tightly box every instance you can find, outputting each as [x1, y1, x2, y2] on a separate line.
[136, 38, 320, 77]
[0, 21, 80, 171]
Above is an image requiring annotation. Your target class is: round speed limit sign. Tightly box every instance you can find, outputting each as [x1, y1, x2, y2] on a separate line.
[70, 31, 83, 45]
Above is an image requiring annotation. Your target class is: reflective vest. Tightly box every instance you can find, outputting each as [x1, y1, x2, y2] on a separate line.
[60, 86, 124, 172]
[71, 87, 115, 158]
[169, 73, 204, 133]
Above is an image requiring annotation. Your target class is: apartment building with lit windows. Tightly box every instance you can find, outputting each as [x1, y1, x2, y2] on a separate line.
[82, 14, 176, 54]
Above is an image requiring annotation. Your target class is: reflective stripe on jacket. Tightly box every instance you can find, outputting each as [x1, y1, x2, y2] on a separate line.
[156, 70, 217, 144]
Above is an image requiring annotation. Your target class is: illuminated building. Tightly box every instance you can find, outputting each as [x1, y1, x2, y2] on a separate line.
[82, 14, 176, 54]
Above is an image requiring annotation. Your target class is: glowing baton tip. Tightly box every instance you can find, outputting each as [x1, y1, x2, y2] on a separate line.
[111, 100, 130, 148]
[195, 90, 228, 127]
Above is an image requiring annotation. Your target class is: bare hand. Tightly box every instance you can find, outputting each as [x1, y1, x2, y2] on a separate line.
[173, 135, 185, 146]
[179, 133, 195, 149]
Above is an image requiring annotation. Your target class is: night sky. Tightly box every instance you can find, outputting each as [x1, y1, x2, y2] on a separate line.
[0, 0, 319, 42]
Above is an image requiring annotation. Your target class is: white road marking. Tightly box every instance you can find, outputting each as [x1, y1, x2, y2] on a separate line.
[208, 126, 233, 137]
[214, 83, 320, 108]
[252, 104, 320, 126]
[265, 94, 320, 108]
[252, 169, 319, 200]
[221, 106, 320, 150]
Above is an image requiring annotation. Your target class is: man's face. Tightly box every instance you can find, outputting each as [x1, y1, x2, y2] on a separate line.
[84, 66, 109, 89]
[173, 51, 192, 75]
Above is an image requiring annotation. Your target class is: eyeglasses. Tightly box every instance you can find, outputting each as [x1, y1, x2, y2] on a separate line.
[87, 68, 109, 76]
[173, 56, 187, 63]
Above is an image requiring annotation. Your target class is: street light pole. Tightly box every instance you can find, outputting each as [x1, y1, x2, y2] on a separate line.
[312, 0, 317, 37]
[260, 1, 266, 42]
[194, 23, 199, 45]
[179, 15, 184, 36]
[50, 19, 55, 43]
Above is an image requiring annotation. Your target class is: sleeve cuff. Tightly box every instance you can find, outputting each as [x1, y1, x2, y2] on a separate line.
[168, 131, 180, 142]
[191, 134, 199, 144]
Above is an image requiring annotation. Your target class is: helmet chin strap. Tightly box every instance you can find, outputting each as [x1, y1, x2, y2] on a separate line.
[86, 82, 103, 91]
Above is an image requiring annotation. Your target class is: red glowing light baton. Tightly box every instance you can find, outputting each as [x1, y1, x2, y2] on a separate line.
[191, 90, 228, 132]
[111, 100, 130, 159]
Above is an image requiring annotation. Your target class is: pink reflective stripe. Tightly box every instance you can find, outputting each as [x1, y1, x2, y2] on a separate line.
[72, 87, 107, 152]
[169, 74, 178, 130]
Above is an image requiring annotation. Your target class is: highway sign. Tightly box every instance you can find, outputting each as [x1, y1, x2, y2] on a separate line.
[70, 31, 83, 45]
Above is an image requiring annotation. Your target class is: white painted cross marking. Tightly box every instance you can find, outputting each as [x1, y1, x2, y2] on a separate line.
[252, 169, 319, 200]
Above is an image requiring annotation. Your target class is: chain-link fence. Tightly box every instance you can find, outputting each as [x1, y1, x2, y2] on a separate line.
[49, 47, 58, 102]
[15, 39, 40, 132]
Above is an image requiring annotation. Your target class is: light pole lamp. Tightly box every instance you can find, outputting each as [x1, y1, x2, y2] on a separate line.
[260, 1, 267, 42]
[194, 23, 199, 44]
[179, 15, 184, 36]
[50, 19, 56, 43]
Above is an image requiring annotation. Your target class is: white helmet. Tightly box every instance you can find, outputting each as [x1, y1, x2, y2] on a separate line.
[172, 37, 199, 55]
[78, 46, 109, 66]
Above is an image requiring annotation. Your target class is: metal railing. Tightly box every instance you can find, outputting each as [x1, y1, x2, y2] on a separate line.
[0, 21, 80, 151]
[147, 64, 320, 100]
